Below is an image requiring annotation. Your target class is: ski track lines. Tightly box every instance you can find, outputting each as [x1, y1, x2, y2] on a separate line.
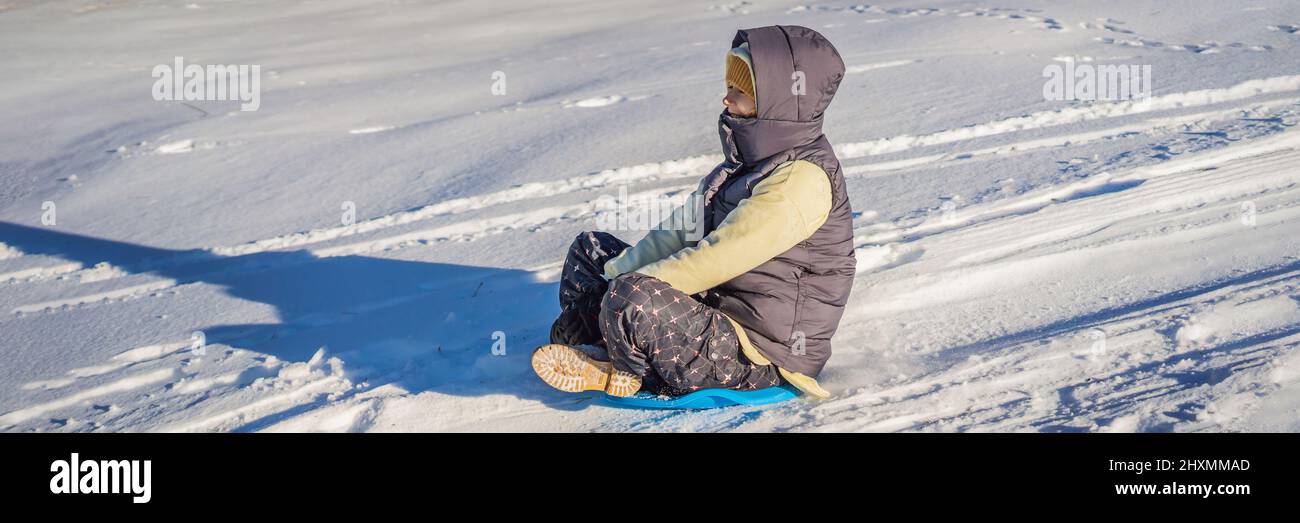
[6, 76, 1300, 431]
[0, 338, 357, 432]
[859, 128, 1300, 312]
[799, 275, 1300, 433]
[0, 260, 83, 283]
[841, 97, 1300, 179]
[21, 340, 192, 391]
[211, 154, 719, 256]
[11, 278, 178, 315]
[161, 374, 349, 433]
[837, 75, 1300, 160]
[0, 368, 178, 428]
[779, 131, 1300, 432]
[852, 120, 1300, 254]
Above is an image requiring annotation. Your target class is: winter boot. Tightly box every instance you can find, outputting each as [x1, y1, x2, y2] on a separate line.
[531, 344, 641, 397]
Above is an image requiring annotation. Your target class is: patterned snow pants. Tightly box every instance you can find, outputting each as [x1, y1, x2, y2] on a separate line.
[551, 231, 781, 395]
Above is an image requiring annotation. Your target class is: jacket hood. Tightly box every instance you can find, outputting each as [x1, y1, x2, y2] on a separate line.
[719, 25, 845, 164]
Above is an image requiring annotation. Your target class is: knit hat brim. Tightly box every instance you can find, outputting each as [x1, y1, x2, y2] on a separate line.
[726, 43, 756, 106]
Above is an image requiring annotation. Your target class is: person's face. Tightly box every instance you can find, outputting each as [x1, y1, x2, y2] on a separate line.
[723, 85, 756, 117]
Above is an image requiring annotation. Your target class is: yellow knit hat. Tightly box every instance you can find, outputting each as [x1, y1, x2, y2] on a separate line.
[726, 43, 756, 105]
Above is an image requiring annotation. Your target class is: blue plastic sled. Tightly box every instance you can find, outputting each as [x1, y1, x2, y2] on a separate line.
[601, 384, 800, 410]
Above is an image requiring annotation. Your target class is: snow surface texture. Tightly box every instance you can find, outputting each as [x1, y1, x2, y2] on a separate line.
[1, 0, 1299, 432]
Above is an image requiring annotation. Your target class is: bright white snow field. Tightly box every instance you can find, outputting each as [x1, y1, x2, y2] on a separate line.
[1, 0, 1299, 432]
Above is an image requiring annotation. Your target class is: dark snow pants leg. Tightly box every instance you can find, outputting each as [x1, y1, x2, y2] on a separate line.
[599, 272, 781, 395]
[550, 231, 631, 347]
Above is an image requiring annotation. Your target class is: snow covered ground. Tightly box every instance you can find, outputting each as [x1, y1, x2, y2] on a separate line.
[1, 0, 1299, 432]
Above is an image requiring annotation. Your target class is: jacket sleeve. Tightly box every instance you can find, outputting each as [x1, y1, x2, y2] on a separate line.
[601, 196, 702, 280]
[633, 160, 832, 296]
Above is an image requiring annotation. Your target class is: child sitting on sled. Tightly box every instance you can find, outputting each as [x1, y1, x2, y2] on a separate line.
[533, 25, 855, 399]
